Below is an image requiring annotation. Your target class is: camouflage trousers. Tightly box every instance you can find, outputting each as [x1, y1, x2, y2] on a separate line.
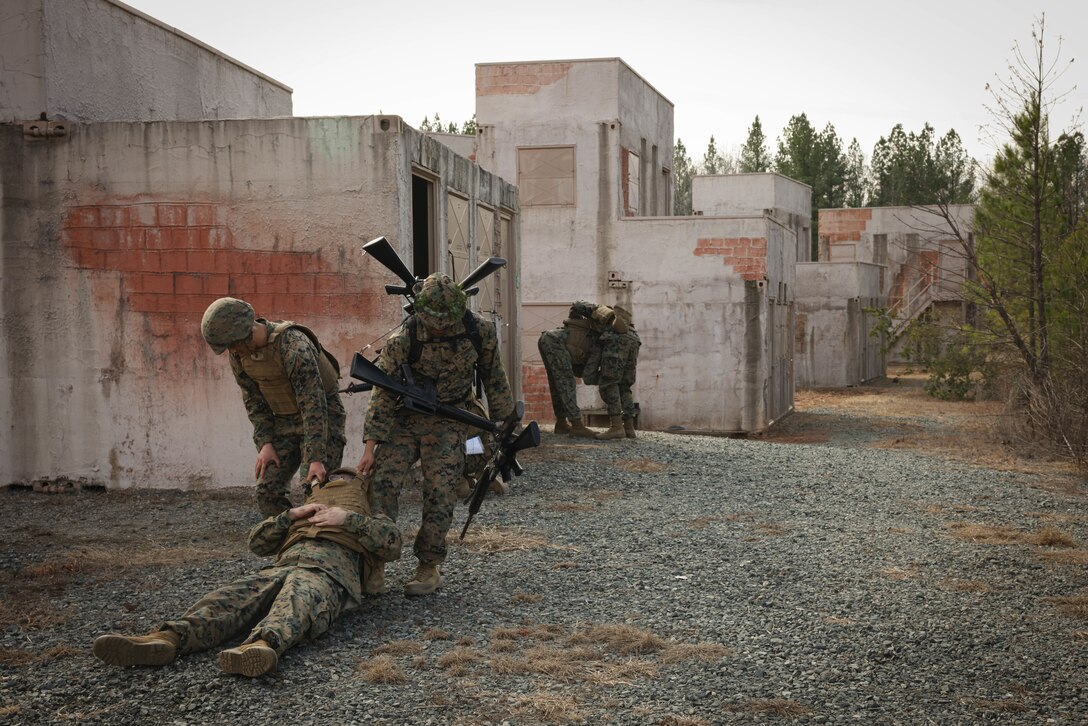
[596, 331, 640, 418]
[161, 565, 345, 656]
[256, 395, 348, 517]
[537, 328, 581, 420]
[370, 409, 466, 566]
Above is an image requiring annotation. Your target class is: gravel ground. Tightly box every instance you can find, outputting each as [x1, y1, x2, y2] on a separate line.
[3, 412, 1088, 724]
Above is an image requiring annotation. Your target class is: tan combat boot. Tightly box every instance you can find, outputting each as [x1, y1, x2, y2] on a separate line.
[404, 563, 444, 596]
[93, 630, 181, 667]
[218, 639, 278, 677]
[596, 415, 627, 440]
[365, 559, 389, 596]
[624, 418, 637, 439]
[553, 416, 571, 434]
[568, 415, 598, 439]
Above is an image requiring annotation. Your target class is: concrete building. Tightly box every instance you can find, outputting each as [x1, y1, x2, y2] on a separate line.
[818, 205, 974, 363]
[475, 59, 805, 433]
[1, 4, 521, 490]
[2, 0, 292, 123]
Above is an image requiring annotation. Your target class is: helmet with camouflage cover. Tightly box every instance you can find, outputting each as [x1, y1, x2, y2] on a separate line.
[414, 273, 467, 330]
[612, 305, 633, 333]
[201, 297, 256, 354]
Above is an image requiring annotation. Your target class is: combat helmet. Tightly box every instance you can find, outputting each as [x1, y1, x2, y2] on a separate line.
[201, 297, 255, 354]
[414, 273, 467, 330]
[612, 305, 634, 333]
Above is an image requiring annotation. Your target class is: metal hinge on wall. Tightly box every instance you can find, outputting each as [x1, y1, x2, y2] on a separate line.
[23, 119, 69, 138]
[608, 270, 628, 289]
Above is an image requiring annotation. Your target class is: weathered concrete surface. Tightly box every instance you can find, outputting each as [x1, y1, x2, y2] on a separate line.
[795, 262, 885, 388]
[0, 115, 520, 490]
[693, 173, 812, 262]
[478, 58, 802, 432]
[1, 0, 292, 124]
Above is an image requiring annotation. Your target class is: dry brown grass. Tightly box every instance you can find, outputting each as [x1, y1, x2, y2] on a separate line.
[0, 596, 71, 630]
[878, 566, 921, 580]
[511, 592, 543, 603]
[373, 640, 423, 656]
[552, 561, 578, 570]
[455, 526, 561, 553]
[490, 626, 519, 640]
[0, 706, 19, 717]
[1043, 593, 1088, 619]
[689, 516, 719, 530]
[508, 692, 586, 724]
[0, 648, 38, 667]
[422, 627, 450, 640]
[436, 647, 479, 670]
[949, 522, 1080, 548]
[725, 699, 814, 718]
[546, 502, 593, 513]
[487, 639, 518, 653]
[656, 716, 710, 726]
[591, 490, 624, 501]
[356, 655, 408, 684]
[754, 522, 787, 537]
[785, 373, 1084, 479]
[566, 624, 666, 655]
[1038, 549, 1088, 565]
[612, 458, 668, 473]
[1032, 526, 1078, 548]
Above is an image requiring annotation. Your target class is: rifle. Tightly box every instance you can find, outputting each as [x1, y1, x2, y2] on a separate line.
[362, 235, 507, 310]
[346, 352, 540, 535]
[460, 402, 540, 539]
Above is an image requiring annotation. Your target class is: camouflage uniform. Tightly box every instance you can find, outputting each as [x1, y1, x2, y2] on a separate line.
[364, 276, 513, 567]
[537, 327, 581, 421]
[158, 478, 401, 658]
[586, 329, 641, 418]
[230, 321, 347, 516]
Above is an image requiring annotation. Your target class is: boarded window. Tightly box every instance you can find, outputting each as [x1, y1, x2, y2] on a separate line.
[518, 147, 575, 206]
[447, 193, 470, 280]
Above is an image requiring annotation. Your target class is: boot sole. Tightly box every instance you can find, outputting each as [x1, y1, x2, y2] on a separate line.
[404, 576, 445, 597]
[218, 646, 278, 677]
[92, 635, 175, 667]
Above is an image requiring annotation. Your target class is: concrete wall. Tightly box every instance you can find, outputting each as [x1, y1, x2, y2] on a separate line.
[1, 115, 520, 489]
[477, 57, 798, 433]
[818, 205, 974, 307]
[795, 262, 885, 387]
[1, 0, 292, 123]
[693, 173, 812, 262]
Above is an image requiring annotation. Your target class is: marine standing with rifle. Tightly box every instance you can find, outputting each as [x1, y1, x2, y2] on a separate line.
[357, 273, 514, 596]
[201, 298, 347, 517]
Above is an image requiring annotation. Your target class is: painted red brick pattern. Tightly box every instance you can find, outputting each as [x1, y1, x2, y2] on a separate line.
[693, 237, 768, 281]
[521, 363, 554, 423]
[476, 62, 573, 96]
[818, 208, 872, 243]
[62, 201, 382, 335]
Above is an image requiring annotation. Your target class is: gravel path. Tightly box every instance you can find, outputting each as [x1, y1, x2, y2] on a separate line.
[2, 424, 1087, 724]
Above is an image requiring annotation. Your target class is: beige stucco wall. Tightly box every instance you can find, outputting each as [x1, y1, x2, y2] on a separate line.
[1, 0, 292, 124]
[795, 262, 886, 387]
[1, 115, 519, 489]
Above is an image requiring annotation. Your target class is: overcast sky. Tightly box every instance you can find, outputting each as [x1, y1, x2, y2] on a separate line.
[123, 0, 1086, 164]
